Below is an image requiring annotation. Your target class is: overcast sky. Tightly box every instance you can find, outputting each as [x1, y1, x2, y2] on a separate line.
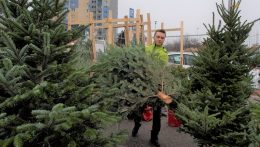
[118, 0, 260, 39]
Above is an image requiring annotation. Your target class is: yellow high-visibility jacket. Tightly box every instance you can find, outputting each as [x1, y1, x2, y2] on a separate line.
[145, 44, 168, 65]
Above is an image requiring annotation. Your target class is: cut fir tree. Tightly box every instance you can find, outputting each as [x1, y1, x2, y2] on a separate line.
[0, 0, 125, 146]
[175, 0, 260, 146]
[88, 45, 165, 116]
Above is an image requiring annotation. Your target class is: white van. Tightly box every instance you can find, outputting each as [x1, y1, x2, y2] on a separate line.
[168, 51, 196, 68]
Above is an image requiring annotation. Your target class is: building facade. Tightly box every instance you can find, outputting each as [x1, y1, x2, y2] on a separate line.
[88, 0, 118, 39]
[67, 0, 118, 40]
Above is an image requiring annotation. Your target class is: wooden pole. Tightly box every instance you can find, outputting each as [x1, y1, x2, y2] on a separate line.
[161, 22, 164, 29]
[67, 11, 72, 30]
[124, 15, 130, 46]
[180, 21, 184, 66]
[140, 14, 145, 44]
[147, 13, 152, 45]
[96, 23, 138, 29]
[93, 17, 138, 24]
[144, 28, 181, 33]
[107, 10, 113, 45]
[89, 12, 96, 62]
[135, 9, 141, 45]
[129, 29, 133, 42]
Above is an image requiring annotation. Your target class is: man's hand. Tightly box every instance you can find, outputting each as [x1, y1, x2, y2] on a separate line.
[156, 91, 172, 104]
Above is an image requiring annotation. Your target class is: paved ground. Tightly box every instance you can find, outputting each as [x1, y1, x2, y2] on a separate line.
[107, 116, 198, 147]
[105, 91, 260, 147]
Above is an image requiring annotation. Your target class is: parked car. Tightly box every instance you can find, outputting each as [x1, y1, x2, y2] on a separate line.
[168, 51, 260, 89]
[168, 51, 196, 68]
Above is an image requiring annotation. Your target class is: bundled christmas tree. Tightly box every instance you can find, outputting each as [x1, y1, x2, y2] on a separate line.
[0, 0, 125, 146]
[176, 0, 260, 146]
[88, 45, 166, 117]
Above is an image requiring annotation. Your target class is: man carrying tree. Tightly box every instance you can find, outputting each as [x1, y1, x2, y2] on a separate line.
[131, 29, 170, 147]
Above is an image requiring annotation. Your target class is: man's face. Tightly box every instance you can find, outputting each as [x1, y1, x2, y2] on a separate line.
[154, 32, 166, 46]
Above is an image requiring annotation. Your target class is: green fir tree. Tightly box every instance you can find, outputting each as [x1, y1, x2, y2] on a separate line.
[176, 0, 260, 146]
[248, 103, 260, 147]
[0, 0, 124, 146]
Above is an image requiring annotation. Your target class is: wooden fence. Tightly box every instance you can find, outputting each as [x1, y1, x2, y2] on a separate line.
[67, 9, 184, 65]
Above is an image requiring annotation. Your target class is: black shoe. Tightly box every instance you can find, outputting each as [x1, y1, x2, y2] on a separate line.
[150, 140, 160, 147]
[132, 123, 141, 137]
[132, 129, 138, 137]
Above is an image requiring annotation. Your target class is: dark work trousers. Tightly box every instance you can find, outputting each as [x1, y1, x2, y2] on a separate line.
[132, 104, 162, 141]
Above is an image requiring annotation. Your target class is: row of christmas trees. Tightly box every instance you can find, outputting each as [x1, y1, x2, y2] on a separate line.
[0, 0, 259, 146]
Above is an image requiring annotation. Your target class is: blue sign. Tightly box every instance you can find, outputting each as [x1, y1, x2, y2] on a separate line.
[103, 6, 109, 18]
[69, 0, 79, 9]
[129, 8, 134, 18]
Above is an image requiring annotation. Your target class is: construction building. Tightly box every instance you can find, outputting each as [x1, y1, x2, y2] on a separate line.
[66, 0, 118, 40]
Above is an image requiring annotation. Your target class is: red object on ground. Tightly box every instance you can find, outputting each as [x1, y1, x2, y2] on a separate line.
[168, 110, 182, 127]
[142, 105, 153, 121]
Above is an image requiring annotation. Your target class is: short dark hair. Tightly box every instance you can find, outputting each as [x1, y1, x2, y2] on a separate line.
[154, 29, 166, 37]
